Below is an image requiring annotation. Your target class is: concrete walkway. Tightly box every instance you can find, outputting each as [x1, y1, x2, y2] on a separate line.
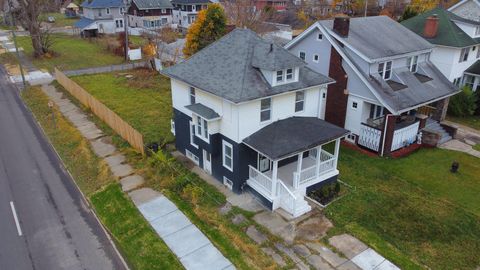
[439, 120, 480, 158]
[40, 83, 234, 270]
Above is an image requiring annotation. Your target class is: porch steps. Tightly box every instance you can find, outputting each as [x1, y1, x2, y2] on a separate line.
[425, 120, 452, 145]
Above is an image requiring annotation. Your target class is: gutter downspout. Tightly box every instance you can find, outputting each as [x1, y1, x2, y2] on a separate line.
[380, 114, 394, 157]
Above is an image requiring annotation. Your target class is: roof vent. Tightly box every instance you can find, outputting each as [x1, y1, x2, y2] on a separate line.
[424, 15, 439, 39]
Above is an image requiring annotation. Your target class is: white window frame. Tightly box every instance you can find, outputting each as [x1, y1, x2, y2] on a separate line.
[460, 47, 470, 62]
[295, 90, 305, 112]
[189, 87, 195, 105]
[352, 101, 358, 110]
[407, 55, 418, 72]
[223, 176, 233, 190]
[185, 149, 199, 165]
[222, 140, 233, 171]
[260, 98, 271, 123]
[299, 51, 306, 61]
[161, 8, 167, 13]
[317, 33, 323, 40]
[476, 26, 480, 36]
[345, 133, 356, 143]
[276, 70, 283, 83]
[463, 74, 475, 89]
[106, 8, 110, 15]
[194, 115, 209, 142]
[189, 121, 198, 148]
[378, 61, 392, 80]
[286, 68, 293, 81]
[170, 119, 175, 135]
[313, 54, 319, 63]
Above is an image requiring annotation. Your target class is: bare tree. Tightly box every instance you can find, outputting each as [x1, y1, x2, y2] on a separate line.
[222, 0, 278, 33]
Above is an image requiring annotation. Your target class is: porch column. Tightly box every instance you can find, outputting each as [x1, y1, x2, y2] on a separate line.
[295, 152, 303, 188]
[315, 145, 322, 177]
[333, 138, 340, 168]
[271, 160, 278, 196]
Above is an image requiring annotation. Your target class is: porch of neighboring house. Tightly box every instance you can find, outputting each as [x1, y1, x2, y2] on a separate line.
[243, 117, 348, 218]
[357, 99, 451, 156]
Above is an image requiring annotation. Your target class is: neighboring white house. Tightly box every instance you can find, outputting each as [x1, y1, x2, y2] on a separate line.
[402, 7, 480, 90]
[171, 0, 211, 30]
[161, 29, 348, 218]
[448, 0, 480, 22]
[286, 16, 459, 156]
[74, 0, 126, 36]
[127, 0, 173, 30]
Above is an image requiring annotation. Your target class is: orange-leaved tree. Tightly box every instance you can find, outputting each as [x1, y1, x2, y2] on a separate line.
[183, 3, 227, 58]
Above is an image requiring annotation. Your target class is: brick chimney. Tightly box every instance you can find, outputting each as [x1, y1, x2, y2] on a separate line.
[424, 15, 439, 39]
[333, 15, 350, 37]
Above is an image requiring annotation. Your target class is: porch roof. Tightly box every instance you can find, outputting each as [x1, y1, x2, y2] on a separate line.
[185, 103, 220, 120]
[243, 117, 348, 160]
[465, 60, 480, 75]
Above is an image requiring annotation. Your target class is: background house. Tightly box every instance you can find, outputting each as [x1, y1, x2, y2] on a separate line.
[286, 16, 459, 156]
[162, 29, 348, 217]
[74, 0, 126, 36]
[448, 0, 480, 22]
[127, 0, 173, 29]
[171, 0, 211, 30]
[402, 8, 480, 90]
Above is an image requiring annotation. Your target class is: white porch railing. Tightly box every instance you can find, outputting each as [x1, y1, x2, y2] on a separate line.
[391, 121, 420, 151]
[276, 181, 297, 214]
[358, 123, 382, 152]
[248, 165, 273, 197]
[293, 150, 336, 188]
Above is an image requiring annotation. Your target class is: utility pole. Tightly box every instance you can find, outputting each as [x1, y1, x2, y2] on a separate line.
[7, 0, 26, 88]
[364, 0, 368, 17]
[123, 0, 130, 61]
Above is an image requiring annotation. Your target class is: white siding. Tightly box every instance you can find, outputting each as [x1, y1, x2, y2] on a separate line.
[288, 28, 331, 75]
[344, 96, 372, 136]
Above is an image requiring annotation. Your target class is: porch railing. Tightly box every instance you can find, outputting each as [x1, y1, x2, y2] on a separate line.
[293, 150, 336, 188]
[358, 123, 382, 152]
[391, 121, 420, 151]
[248, 165, 273, 197]
[276, 181, 297, 214]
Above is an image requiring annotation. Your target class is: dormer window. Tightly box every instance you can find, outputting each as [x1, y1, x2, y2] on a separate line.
[407, 56, 418, 73]
[378, 61, 392, 80]
[276, 70, 284, 82]
[286, 68, 293, 80]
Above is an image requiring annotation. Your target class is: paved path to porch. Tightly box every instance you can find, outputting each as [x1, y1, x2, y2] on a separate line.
[40, 83, 234, 270]
[440, 120, 480, 158]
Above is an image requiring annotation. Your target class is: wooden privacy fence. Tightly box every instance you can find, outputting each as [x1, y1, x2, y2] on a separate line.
[55, 68, 145, 155]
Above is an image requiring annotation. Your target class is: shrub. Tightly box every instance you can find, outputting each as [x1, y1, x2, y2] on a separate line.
[448, 86, 477, 117]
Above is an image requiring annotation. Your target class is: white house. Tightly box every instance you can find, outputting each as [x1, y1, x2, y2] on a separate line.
[74, 0, 126, 36]
[402, 7, 480, 90]
[448, 0, 480, 22]
[161, 29, 348, 218]
[171, 0, 211, 30]
[286, 16, 460, 156]
[127, 0, 173, 30]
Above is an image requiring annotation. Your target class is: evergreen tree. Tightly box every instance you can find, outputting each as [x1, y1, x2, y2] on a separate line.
[183, 4, 227, 57]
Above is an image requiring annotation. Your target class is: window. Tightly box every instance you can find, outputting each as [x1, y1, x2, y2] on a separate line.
[98, 10, 102, 16]
[170, 119, 175, 135]
[476, 26, 480, 36]
[464, 75, 475, 89]
[276, 70, 283, 82]
[299, 51, 306, 60]
[453, 77, 462, 86]
[260, 98, 271, 122]
[407, 55, 418, 72]
[222, 140, 233, 171]
[161, 8, 167, 13]
[352, 101, 358, 109]
[370, 104, 384, 119]
[295, 91, 305, 112]
[223, 176, 233, 190]
[286, 68, 293, 80]
[186, 149, 199, 165]
[195, 116, 209, 141]
[460, 47, 470, 62]
[313, 54, 319, 62]
[120, 7, 125, 14]
[317, 33, 323, 40]
[116, 19, 123, 28]
[106, 8, 110, 14]
[378, 61, 392, 80]
[189, 121, 198, 148]
[189, 87, 195, 105]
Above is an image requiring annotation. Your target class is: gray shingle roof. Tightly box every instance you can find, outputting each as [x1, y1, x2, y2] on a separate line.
[133, 0, 172, 9]
[465, 60, 480, 75]
[171, 0, 211, 4]
[81, 0, 124, 8]
[319, 16, 433, 60]
[161, 29, 334, 104]
[251, 42, 305, 70]
[243, 117, 349, 160]
[185, 103, 220, 120]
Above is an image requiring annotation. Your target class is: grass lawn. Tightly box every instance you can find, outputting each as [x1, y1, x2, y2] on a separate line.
[328, 147, 480, 269]
[71, 69, 174, 144]
[447, 115, 480, 131]
[17, 34, 124, 71]
[21, 87, 183, 269]
[473, 144, 480, 151]
[40, 13, 78, 27]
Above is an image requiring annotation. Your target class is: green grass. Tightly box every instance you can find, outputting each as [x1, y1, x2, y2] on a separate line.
[0, 52, 19, 66]
[91, 184, 183, 270]
[40, 12, 78, 27]
[473, 144, 480, 151]
[71, 69, 174, 144]
[327, 147, 480, 269]
[447, 115, 480, 131]
[17, 34, 124, 71]
[22, 87, 183, 269]
[129, 36, 148, 47]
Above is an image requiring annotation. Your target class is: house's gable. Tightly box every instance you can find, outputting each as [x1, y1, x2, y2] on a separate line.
[448, 0, 480, 22]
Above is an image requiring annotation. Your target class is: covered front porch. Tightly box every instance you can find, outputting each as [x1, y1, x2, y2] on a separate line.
[243, 117, 348, 218]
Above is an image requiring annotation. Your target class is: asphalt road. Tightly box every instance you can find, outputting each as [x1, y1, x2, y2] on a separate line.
[0, 68, 126, 269]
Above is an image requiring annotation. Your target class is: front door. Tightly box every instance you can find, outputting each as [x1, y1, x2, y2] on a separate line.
[203, 150, 212, 174]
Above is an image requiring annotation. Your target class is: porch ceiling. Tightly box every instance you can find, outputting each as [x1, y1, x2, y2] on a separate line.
[243, 117, 348, 160]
